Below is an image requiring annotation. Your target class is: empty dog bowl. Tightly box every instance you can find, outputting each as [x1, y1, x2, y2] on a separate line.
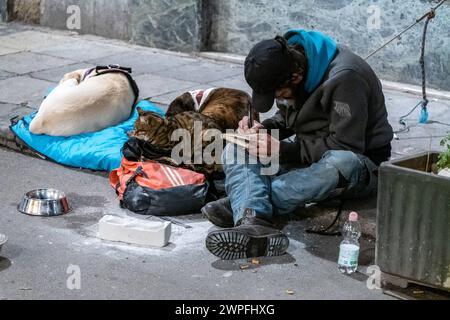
[18, 189, 71, 216]
[0, 234, 7, 253]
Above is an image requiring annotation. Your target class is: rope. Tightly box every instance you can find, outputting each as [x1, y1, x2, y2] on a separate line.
[364, 0, 446, 61]
[365, 0, 447, 136]
[418, 7, 436, 119]
[394, 101, 422, 134]
[306, 201, 344, 236]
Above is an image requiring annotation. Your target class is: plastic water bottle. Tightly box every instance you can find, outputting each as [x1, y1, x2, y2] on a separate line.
[338, 212, 361, 274]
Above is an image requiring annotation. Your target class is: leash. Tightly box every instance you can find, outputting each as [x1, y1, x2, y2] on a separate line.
[90, 64, 140, 108]
[310, 2, 445, 234]
[364, 0, 448, 136]
[306, 201, 344, 237]
[395, 4, 441, 135]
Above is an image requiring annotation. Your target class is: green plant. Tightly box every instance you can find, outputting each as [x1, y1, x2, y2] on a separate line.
[437, 134, 450, 170]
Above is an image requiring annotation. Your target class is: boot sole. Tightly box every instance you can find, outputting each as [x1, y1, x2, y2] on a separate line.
[201, 207, 234, 229]
[205, 229, 289, 260]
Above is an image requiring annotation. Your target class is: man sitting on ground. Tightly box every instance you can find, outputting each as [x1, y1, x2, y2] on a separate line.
[202, 29, 393, 260]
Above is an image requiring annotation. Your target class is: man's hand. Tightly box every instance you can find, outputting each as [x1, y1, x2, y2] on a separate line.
[248, 133, 280, 160]
[238, 116, 264, 134]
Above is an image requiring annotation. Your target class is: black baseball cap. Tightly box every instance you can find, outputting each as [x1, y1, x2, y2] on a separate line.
[245, 36, 296, 112]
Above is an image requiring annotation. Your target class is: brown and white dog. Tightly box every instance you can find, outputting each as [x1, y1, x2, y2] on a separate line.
[166, 87, 258, 131]
[29, 66, 138, 137]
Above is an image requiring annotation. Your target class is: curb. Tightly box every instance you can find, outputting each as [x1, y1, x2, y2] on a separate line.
[0, 125, 32, 154]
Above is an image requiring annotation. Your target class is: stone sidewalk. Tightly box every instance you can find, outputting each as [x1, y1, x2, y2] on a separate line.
[1, 22, 450, 237]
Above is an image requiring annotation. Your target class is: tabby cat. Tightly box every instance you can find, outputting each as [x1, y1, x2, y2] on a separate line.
[129, 108, 223, 174]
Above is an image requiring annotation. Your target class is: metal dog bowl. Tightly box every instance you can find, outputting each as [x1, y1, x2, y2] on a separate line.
[0, 234, 7, 253]
[18, 189, 71, 216]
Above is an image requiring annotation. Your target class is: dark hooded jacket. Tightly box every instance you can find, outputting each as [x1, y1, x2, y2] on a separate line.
[262, 31, 393, 165]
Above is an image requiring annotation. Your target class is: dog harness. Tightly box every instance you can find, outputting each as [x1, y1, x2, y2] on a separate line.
[189, 88, 216, 112]
[83, 65, 140, 107]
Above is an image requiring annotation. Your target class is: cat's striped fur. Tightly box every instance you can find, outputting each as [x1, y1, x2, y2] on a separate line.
[130, 108, 223, 174]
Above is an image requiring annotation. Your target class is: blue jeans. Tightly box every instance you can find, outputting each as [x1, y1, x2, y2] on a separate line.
[222, 144, 378, 224]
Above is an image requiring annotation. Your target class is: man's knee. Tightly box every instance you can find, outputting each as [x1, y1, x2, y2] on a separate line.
[222, 143, 250, 171]
[222, 143, 258, 172]
[222, 143, 234, 166]
[321, 150, 364, 183]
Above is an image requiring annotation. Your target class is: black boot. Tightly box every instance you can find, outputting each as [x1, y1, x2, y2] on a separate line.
[201, 197, 234, 228]
[205, 209, 289, 260]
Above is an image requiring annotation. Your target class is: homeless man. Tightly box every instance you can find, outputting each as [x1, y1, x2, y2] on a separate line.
[202, 29, 394, 260]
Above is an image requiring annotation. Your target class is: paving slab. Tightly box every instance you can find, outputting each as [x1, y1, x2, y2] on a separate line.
[150, 84, 201, 106]
[0, 30, 72, 51]
[209, 74, 252, 93]
[29, 63, 94, 83]
[0, 76, 53, 105]
[0, 70, 15, 80]
[34, 40, 135, 62]
[89, 50, 197, 76]
[385, 89, 450, 159]
[0, 46, 21, 56]
[152, 60, 243, 84]
[0, 103, 33, 119]
[0, 52, 76, 74]
[133, 73, 201, 100]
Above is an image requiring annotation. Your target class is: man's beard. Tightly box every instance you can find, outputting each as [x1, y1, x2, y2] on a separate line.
[275, 98, 296, 109]
[275, 82, 305, 109]
[275, 81, 308, 108]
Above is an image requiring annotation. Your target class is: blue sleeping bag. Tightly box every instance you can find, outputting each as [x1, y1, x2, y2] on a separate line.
[10, 100, 165, 172]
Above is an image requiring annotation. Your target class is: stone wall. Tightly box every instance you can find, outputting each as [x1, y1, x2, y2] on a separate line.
[0, 0, 8, 22]
[39, 0, 202, 52]
[2, 0, 449, 90]
[207, 0, 450, 90]
[40, 0, 130, 41]
[8, 0, 41, 24]
[129, 0, 202, 52]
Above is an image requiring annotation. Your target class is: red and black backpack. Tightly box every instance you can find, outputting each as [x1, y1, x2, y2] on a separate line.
[110, 158, 209, 216]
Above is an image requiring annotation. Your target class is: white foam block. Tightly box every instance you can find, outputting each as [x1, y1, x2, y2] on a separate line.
[98, 215, 171, 247]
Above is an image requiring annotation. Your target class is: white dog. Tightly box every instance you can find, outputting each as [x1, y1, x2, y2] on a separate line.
[29, 66, 138, 137]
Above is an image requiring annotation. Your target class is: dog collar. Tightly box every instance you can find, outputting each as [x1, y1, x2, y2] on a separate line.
[189, 88, 216, 111]
[82, 67, 97, 81]
[195, 91, 204, 105]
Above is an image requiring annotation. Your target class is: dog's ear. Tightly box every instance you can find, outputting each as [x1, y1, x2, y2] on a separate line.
[137, 107, 145, 116]
[167, 92, 195, 116]
[60, 69, 83, 85]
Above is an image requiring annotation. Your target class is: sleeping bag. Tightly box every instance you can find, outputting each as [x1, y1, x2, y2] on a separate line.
[10, 100, 165, 172]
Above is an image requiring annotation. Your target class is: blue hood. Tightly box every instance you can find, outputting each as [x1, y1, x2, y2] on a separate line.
[284, 29, 337, 93]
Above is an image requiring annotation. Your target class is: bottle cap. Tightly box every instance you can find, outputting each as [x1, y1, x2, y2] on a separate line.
[349, 211, 358, 222]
